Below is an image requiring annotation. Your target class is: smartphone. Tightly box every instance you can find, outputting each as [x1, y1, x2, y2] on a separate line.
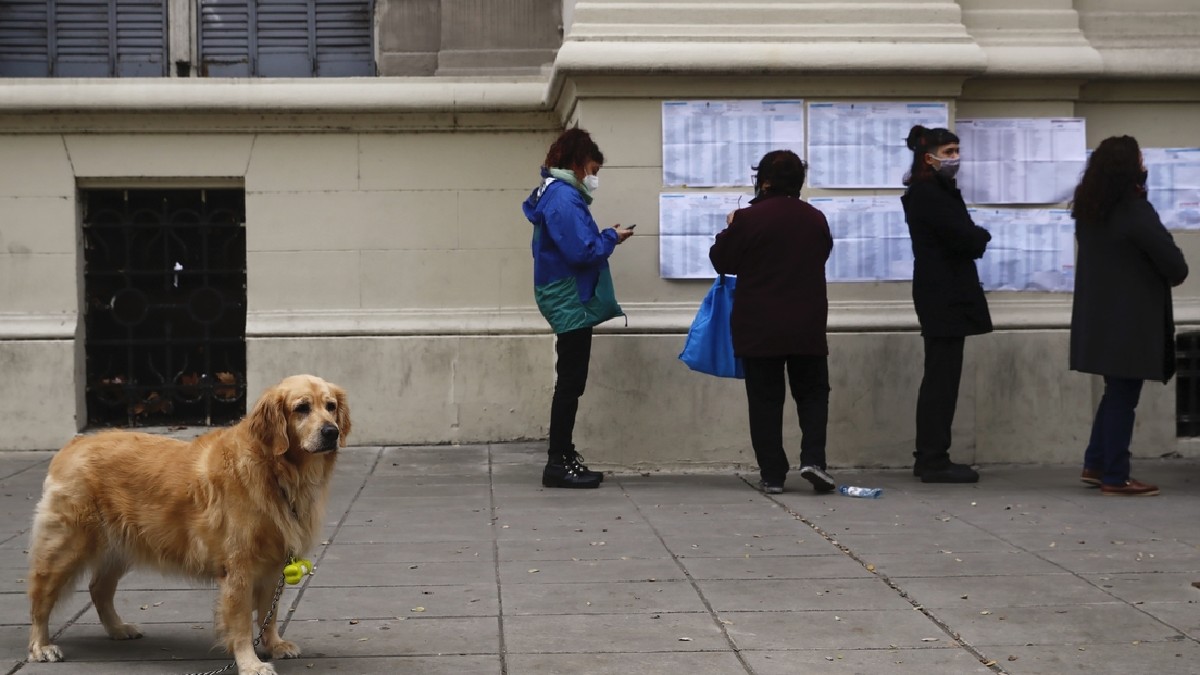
[625, 223, 637, 230]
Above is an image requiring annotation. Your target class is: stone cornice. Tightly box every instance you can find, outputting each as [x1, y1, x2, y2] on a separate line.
[13, 298, 1200, 340]
[0, 78, 548, 112]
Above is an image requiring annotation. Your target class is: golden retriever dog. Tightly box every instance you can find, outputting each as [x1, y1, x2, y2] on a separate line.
[27, 374, 350, 675]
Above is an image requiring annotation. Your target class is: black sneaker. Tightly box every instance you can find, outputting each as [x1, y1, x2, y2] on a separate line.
[919, 462, 979, 484]
[758, 480, 784, 494]
[799, 466, 836, 493]
[542, 461, 602, 489]
[568, 451, 604, 482]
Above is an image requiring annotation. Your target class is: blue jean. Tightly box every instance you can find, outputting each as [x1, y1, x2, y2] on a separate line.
[1083, 377, 1144, 486]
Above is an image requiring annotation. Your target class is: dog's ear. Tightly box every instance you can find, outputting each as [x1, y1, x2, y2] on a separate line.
[332, 384, 351, 447]
[248, 387, 290, 456]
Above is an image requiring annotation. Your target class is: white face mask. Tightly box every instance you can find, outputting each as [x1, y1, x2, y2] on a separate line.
[583, 174, 599, 192]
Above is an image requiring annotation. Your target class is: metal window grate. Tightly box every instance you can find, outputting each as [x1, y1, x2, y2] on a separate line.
[83, 188, 247, 428]
[1177, 331, 1200, 437]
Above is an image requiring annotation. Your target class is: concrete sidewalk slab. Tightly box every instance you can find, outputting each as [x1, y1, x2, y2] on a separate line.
[0, 443, 1196, 675]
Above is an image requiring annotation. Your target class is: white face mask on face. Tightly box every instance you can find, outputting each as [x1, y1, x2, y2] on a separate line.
[583, 173, 599, 192]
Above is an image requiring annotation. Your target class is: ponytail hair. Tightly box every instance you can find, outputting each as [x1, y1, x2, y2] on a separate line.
[903, 125, 959, 186]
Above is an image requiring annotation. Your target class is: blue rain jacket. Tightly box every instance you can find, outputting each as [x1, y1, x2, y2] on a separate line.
[522, 170, 623, 334]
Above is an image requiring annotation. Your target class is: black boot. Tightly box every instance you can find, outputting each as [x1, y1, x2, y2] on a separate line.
[567, 450, 604, 482]
[919, 461, 979, 484]
[542, 459, 601, 489]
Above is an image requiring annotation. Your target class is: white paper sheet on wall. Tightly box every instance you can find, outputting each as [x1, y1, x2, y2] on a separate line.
[807, 102, 950, 188]
[969, 208, 1075, 292]
[808, 196, 913, 282]
[956, 118, 1087, 204]
[659, 192, 751, 278]
[1143, 147, 1200, 230]
[662, 100, 805, 187]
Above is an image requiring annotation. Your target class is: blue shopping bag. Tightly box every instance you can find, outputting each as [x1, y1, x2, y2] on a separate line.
[679, 275, 744, 379]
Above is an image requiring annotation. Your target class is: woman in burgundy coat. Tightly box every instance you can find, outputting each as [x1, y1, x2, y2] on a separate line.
[709, 150, 836, 495]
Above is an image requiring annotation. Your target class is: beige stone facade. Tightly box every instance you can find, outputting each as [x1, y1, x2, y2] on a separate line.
[1, 1, 1199, 470]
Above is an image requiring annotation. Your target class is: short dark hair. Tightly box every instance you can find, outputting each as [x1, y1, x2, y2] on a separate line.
[1071, 135, 1142, 224]
[544, 128, 604, 171]
[754, 150, 807, 197]
[904, 125, 959, 185]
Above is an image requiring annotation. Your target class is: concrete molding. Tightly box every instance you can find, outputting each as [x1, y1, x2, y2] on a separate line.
[1077, 3, 1200, 80]
[0, 78, 550, 113]
[109, 298, 1196, 340]
[0, 312, 77, 339]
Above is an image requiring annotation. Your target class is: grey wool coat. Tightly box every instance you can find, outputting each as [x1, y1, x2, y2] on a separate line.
[1070, 195, 1189, 383]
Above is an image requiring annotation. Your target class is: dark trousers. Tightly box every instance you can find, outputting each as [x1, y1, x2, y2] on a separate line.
[1083, 376, 1143, 486]
[743, 354, 830, 484]
[548, 326, 593, 460]
[914, 335, 966, 467]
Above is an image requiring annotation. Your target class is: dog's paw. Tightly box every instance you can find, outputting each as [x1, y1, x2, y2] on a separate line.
[238, 662, 278, 675]
[269, 639, 301, 659]
[104, 622, 143, 640]
[28, 643, 64, 662]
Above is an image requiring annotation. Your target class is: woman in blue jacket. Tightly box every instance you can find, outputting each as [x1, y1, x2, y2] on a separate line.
[522, 129, 634, 488]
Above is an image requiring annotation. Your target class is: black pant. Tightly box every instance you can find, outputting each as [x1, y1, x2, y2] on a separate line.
[1083, 376, 1143, 486]
[743, 354, 830, 484]
[914, 335, 965, 467]
[548, 327, 593, 460]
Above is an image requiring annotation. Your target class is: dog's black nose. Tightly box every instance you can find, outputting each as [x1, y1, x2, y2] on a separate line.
[320, 424, 340, 443]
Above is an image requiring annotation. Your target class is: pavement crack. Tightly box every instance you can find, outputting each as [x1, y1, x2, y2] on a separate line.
[279, 445, 386, 637]
[488, 443, 509, 675]
[737, 474, 1010, 674]
[614, 475, 759, 675]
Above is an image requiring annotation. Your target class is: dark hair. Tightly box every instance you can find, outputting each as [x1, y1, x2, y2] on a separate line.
[544, 128, 604, 171]
[903, 125, 959, 186]
[1071, 135, 1142, 224]
[753, 150, 807, 197]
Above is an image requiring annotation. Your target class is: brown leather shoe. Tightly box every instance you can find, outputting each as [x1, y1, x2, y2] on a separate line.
[1100, 479, 1160, 496]
[1080, 468, 1102, 486]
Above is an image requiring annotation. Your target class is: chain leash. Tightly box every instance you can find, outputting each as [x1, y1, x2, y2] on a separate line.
[182, 558, 291, 675]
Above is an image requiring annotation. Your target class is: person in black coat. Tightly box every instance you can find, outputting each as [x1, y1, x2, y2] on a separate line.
[1070, 135, 1188, 497]
[709, 150, 837, 494]
[901, 125, 992, 483]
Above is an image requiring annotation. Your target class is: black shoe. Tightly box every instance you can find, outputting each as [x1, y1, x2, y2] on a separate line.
[919, 462, 979, 484]
[799, 466, 836, 493]
[567, 451, 604, 482]
[542, 461, 602, 489]
[757, 480, 784, 494]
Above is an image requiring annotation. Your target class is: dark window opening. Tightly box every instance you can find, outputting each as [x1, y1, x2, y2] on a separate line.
[83, 188, 247, 428]
[1177, 331, 1200, 437]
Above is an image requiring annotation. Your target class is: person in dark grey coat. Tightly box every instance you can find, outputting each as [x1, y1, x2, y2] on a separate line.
[710, 150, 837, 495]
[900, 125, 992, 484]
[1070, 135, 1188, 497]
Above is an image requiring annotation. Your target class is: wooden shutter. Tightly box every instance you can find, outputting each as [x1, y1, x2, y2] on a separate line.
[199, 0, 255, 76]
[0, 1, 51, 76]
[114, 0, 167, 76]
[315, 0, 373, 76]
[257, 0, 313, 76]
[199, 0, 374, 77]
[0, 0, 166, 77]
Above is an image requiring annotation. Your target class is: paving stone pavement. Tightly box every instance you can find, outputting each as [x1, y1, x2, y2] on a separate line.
[0, 443, 1197, 675]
